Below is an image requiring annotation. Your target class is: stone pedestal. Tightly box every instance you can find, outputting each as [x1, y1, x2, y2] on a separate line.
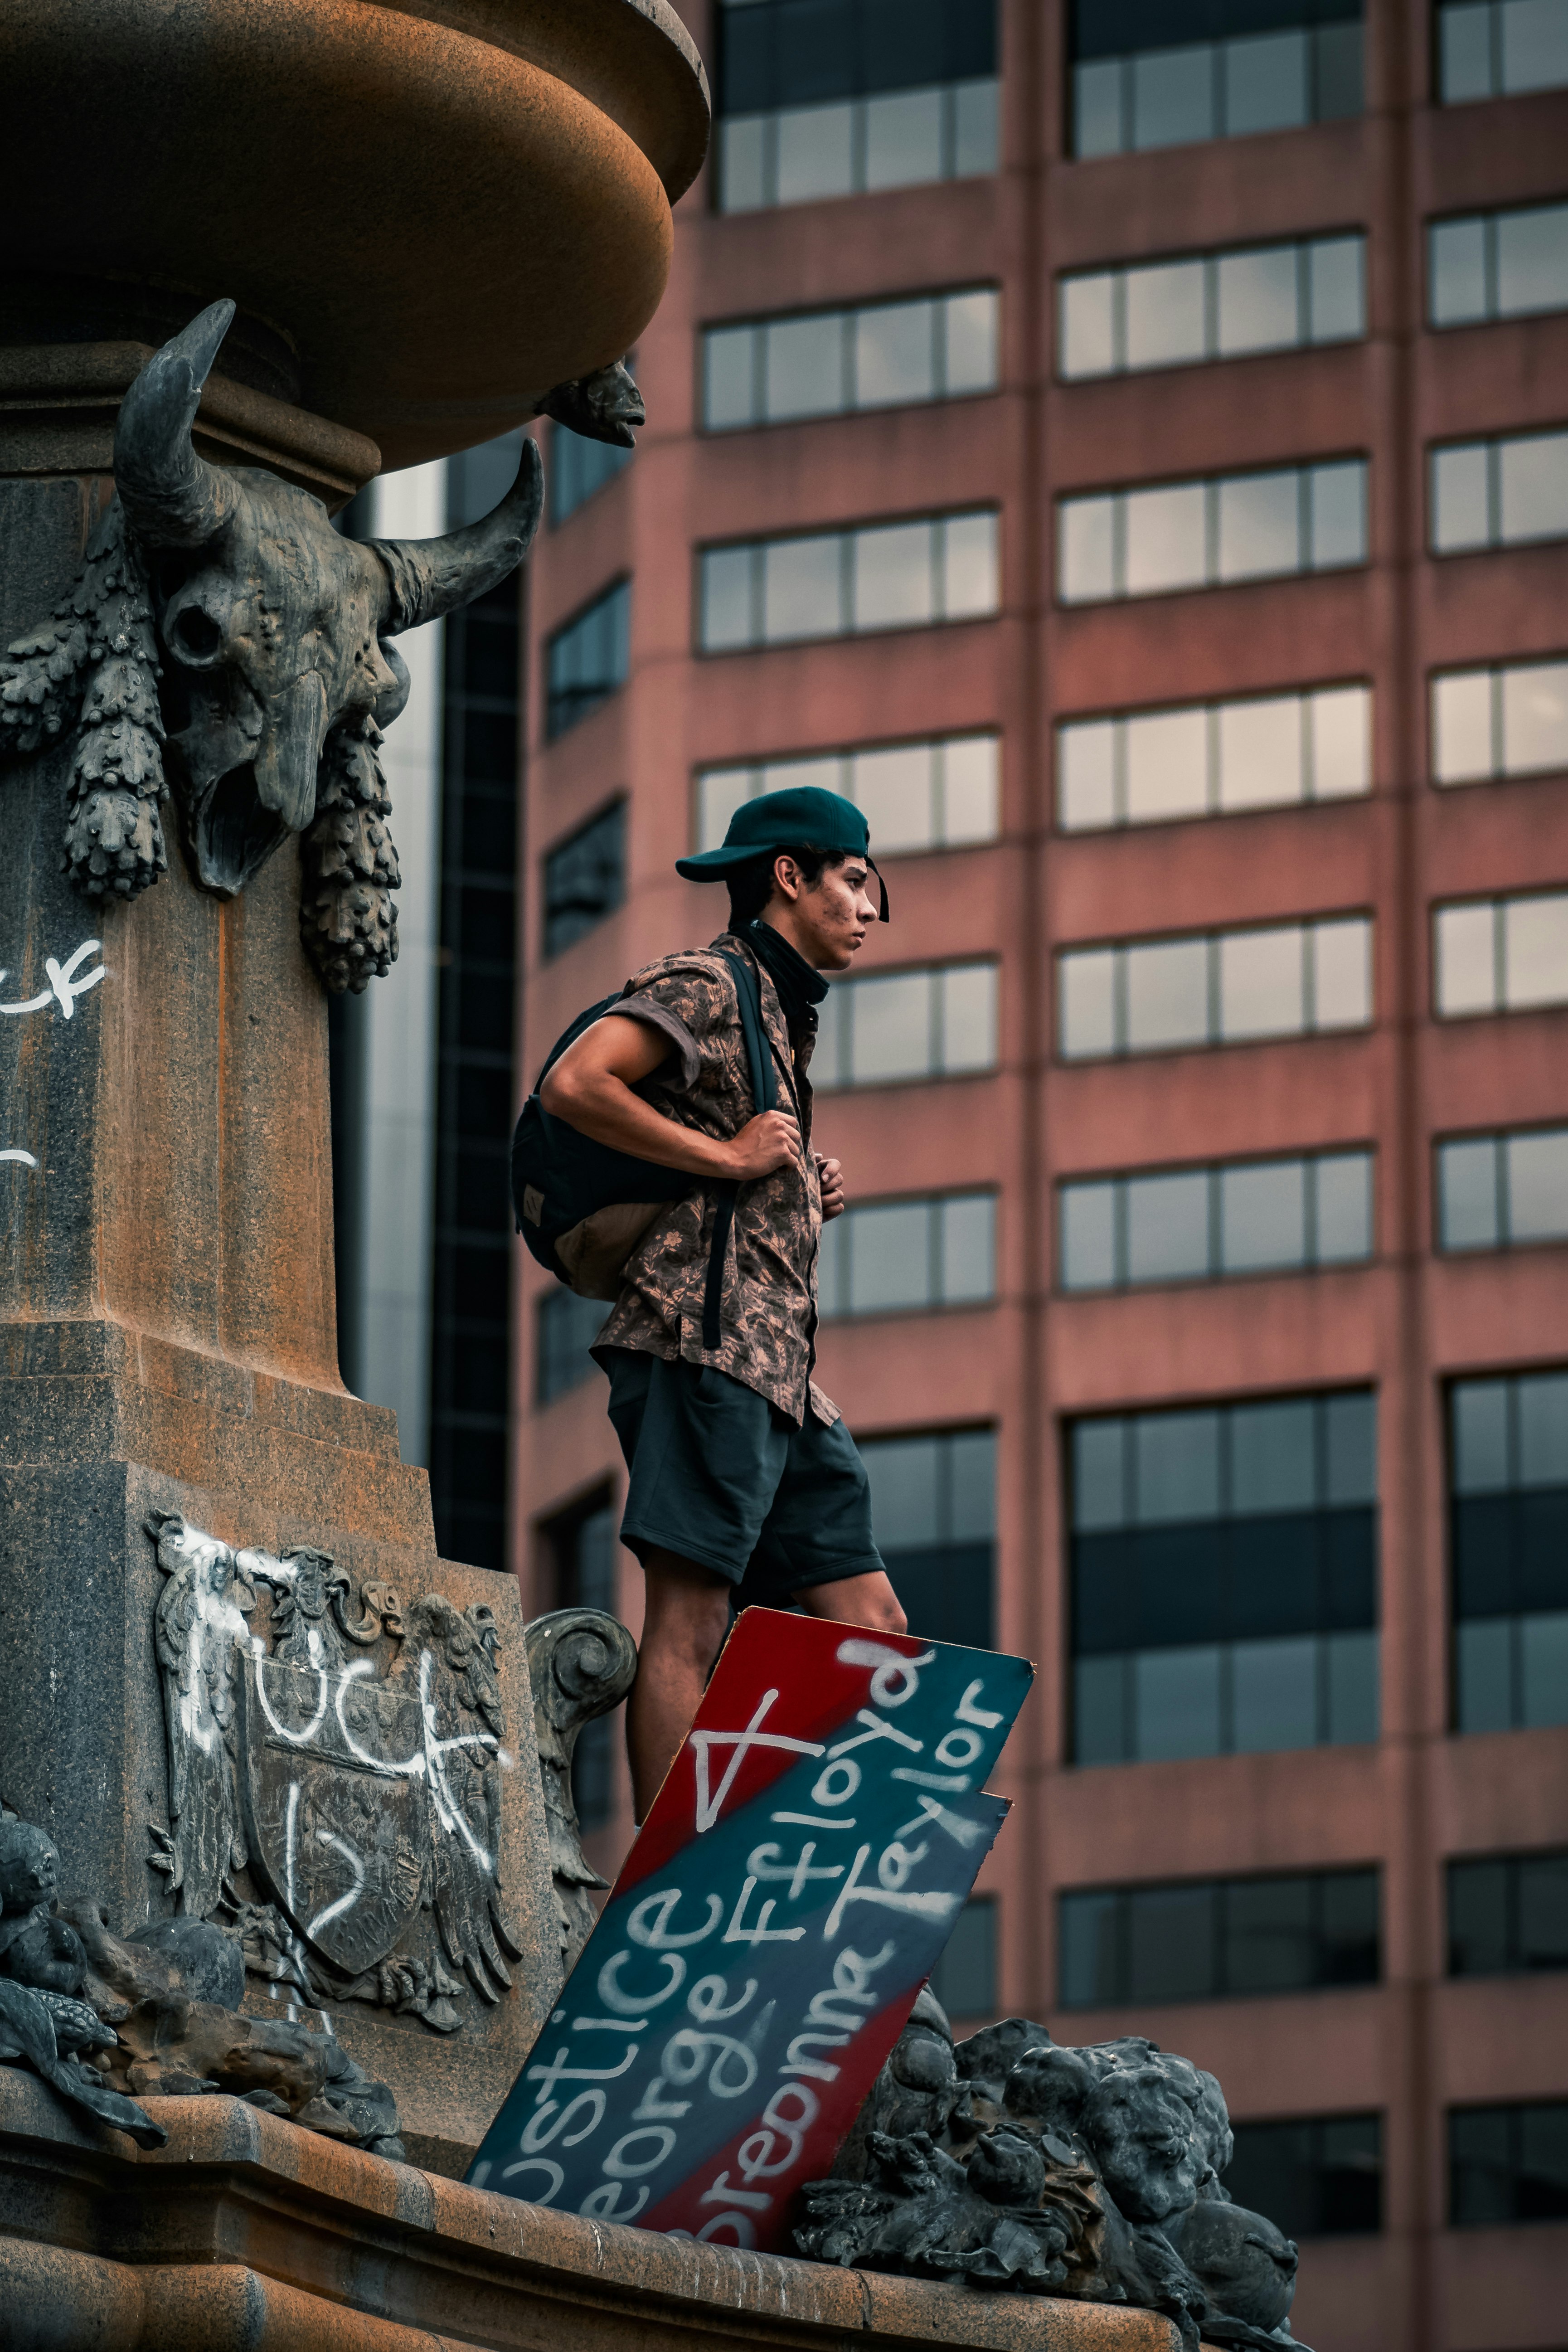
[0, 467, 559, 2172]
[0, 2074, 1204, 2352]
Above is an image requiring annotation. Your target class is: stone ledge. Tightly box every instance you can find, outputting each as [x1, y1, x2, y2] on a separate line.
[0, 2076, 1195, 2352]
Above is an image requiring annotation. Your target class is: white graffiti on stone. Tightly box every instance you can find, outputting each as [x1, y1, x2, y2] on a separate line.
[148, 1511, 522, 2011]
[0, 938, 106, 1019]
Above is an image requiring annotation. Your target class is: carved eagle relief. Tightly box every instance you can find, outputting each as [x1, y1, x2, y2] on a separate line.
[146, 1511, 521, 2033]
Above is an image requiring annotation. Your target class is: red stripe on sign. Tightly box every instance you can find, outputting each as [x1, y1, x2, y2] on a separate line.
[616, 1609, 936, 1898]
[634, 1981, 924, 2252]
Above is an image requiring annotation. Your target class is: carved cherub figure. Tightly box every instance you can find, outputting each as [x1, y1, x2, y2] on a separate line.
[0, 1817, 86, 1996]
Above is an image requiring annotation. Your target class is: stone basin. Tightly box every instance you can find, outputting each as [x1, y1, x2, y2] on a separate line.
[0, 0, 709, 468]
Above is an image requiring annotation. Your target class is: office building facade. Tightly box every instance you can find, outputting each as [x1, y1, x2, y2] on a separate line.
[510, 5, 1568, 2343]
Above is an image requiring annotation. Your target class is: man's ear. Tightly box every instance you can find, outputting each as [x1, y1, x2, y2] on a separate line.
[772, 851, 802, 903]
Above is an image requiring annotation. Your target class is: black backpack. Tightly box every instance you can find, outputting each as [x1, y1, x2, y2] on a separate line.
[511, 952, 778, 1350]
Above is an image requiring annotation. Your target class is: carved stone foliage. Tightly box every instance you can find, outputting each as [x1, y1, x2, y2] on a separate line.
[524, 1608, 639, 1973]
[796, 2006, 1311, 2352]
[146, 1511, 520, 2036]
[0, 300, 567, 992]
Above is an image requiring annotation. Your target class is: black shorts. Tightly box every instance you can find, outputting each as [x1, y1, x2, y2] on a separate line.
[602, 1349, 884, 1604]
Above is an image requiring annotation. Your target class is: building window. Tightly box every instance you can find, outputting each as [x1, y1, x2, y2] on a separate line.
[704, 287, 998, 430]
[1058, 460, 1366, 605]
[429, 559, 519, 1574]
[549, 420, 632, 525]
[1430, 200, 1568, 327]
[701, 511, 998, 652]
[1433, 891, 1568, 1019]
[1438, 0, 1568, 102]
[812, 960, 997, 1090]
[1069, 0, 1363, 159]
[1224, 2116, 1383, 2237]
[1432, 656, 1568, 786]
[931, 1894, 997, 2020]
[543, 1489, 624, 1830]
[542, 802, 625, 960]
[1058, 1869, 1380, 2008]
[818, 1193, 995, 1321]
[537, 1288, 609, 1409]
[1059, 233, 1364, 380]
[1437, 1126, 1568, 1252]
[699, 733, 999, 859]
[1068, 1394, 1379, 1768]
[546, 579, 630, 739]
[1431, 428, 1568, 555]
[1451, 2103, 1568, 2226]
[714, 0, 997, 215]
[1058, 915, 1372, 1061]
[1449, 1370, 1568, 1734]
[1059, 1149, 1375, 1294]
[1058, 684, 1369, 832]
[859, 1428, 996, 1649]
[1449, 1850, 1568, 1975]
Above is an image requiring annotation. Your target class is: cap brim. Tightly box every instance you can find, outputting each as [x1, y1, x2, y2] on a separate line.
[674, 849, 743, 879]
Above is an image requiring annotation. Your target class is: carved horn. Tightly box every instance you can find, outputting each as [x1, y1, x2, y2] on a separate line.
[112, 299, 239, 549]
[371, 436, 544, 636]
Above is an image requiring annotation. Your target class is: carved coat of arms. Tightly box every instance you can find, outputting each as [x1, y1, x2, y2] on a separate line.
[146, 1512, 521, 2032]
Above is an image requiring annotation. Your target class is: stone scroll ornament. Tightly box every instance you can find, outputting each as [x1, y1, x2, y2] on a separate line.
[0, 302, 641, 991]
[795, 2006, 1311, 2352]
[466, 1611, 1033, 2245]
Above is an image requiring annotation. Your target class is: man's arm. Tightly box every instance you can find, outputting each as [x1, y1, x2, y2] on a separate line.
[540, 1013, 800, 1183]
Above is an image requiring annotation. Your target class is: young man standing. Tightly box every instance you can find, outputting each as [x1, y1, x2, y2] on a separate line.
[539, 785, 907, 1820]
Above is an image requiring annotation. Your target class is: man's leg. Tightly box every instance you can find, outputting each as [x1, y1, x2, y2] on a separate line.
[794, 1569, 907, 1636]
[626, 1549, 733, 1822]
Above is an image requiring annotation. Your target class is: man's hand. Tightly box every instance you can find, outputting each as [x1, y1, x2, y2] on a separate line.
[815, 1153, 846, 1220]
[722, 1110, 801, 1182]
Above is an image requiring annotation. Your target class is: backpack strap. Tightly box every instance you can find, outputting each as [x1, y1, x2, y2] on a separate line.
[700, 951, 780, 1350]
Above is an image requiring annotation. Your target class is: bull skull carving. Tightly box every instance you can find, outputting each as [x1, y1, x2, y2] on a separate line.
[0, 300, 623, 992]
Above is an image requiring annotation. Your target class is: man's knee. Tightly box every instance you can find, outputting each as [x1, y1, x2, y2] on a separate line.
[640, 1551, 733, 1670]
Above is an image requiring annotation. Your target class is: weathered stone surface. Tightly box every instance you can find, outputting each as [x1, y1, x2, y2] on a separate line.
[0, 0, 706, 471]
[0, 2072, 1205, 2352]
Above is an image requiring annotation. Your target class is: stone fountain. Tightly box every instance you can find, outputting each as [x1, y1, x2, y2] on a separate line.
[0, 8, 1275, 2347]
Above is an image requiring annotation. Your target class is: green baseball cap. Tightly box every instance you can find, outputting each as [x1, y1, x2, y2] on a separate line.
[675, 785, 888, 918]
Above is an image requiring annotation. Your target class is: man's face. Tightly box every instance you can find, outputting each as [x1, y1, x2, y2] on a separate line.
[777, 855, 877, 973]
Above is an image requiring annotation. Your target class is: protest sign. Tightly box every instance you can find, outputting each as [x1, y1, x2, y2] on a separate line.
[468, 1609, 1032, 2252]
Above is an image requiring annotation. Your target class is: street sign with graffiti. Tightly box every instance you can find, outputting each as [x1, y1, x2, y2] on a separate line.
[468, 1609, 1032, 2252]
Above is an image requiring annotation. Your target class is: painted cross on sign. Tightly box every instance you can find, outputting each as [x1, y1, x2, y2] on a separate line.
[467, 1608, 1032, 2251]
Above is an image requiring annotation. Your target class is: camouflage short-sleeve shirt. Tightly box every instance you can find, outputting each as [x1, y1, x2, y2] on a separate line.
[591, 931, 838, 1427]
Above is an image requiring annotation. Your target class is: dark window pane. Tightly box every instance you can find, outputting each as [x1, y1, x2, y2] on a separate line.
[1318, 1868, 1380, 1983]
[455, 884, 514, 965]
[544, 802, 626, 959]
[1059, 1888, 1124, 2007]
[1224, 1875, 1316, 1994]
[447, 1331, 510, 1414]
[461, 708, 518, 787]
[1452, 1495, 1516, 1619]
[550, 423, 632, 526]
[1127, 1884, 1218, 2003]
[1226, 2114, 1381, 2237]
[456, 1064, 514, 1138]
[547, 580, 630, 739]
[1228, 1515, 1321, 1640]
[1519, 1851, 1568, 1971]
[931, 1895, 996, 2018]
[1448, 1858, 1512, 1976]
[885, 1541, 994, 1649]
[457, 787, 517, 876]
[454, 612, 520, 700]
[1452, 2103, 1568, 2226]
